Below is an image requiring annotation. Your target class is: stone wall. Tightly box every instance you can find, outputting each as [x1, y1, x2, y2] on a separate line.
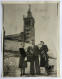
[4, 40, 31, 51]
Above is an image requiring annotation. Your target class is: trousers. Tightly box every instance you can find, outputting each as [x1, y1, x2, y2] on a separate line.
[30, 56, 40, 75]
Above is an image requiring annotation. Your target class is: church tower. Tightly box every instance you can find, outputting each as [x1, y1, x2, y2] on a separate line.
[23, 4, 35, 45]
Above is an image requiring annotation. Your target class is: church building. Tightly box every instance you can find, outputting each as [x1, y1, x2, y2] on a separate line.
[4, 4, 35, 52]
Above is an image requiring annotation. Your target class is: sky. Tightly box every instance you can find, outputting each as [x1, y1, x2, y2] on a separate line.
[3, 2, 59, 56]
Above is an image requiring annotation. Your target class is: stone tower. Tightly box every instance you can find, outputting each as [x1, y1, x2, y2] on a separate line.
[23, 4, 35, 45]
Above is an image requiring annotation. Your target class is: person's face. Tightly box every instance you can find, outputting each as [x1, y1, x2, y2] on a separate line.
[21, 42, 25, 48]
[30, 41, 32, 44]
[38, 44, 41, 48]
[30, 41, 34, 46]
[40, 42, 44, 46]
[23, 43, 25, 47]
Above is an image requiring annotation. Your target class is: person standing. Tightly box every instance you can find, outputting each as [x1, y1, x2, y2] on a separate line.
[32, 45, 40, 75]
[39, 41, 49, 75]
[19, 43, 26, 76]
[39, 41, 48, 67]
[27, 46, 34, 75]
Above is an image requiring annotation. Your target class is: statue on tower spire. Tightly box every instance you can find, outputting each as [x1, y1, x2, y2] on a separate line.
[27, 4, 32, 17]
[29, 4, 31, 11]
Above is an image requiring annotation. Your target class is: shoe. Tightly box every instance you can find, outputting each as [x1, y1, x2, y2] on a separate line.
[31, 73, 34, 75]
[20, 74, 22, 76]
[45, 73, 48, 76]
[23, 73, 26, 75]
[36, 72, 40, 75]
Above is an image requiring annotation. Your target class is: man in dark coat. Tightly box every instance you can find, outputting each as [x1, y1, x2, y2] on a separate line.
[32, 45, 40, 75]
[39, 41, 48, 67]
[27, 43, 40, 75]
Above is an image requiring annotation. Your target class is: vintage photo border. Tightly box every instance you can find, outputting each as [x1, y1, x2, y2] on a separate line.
[0, 0, 61, 79]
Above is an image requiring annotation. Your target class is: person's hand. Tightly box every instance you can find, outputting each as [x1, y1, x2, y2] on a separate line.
[42, 51, 44, 54]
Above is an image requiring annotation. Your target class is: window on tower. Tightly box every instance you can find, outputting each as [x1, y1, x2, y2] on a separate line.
[26, 33, 31, 37]
[25, 19, 31, 26]
[25, 20, 28, 25]
[27, 33, 30, 35]
[29, 20, 30, 25]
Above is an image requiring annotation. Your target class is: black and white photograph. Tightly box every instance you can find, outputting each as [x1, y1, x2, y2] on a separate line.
[2, 1, 60, 77]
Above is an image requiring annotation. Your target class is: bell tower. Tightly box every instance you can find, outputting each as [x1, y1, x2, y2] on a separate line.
[23, 4, 35, 45]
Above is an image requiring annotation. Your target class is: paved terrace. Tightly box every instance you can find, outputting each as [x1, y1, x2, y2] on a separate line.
[3, 51, 57, 77]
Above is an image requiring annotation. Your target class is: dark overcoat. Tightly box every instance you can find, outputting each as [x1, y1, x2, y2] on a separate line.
[32, 45, 40, 74]
[19, 48, 26, 68]
[27, 46, 34, 62]
[32, 45, 40, 57]
[40, 45, 48, 67]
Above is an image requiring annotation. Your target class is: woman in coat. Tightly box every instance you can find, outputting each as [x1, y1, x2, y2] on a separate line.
[19, 44, 26, 76]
